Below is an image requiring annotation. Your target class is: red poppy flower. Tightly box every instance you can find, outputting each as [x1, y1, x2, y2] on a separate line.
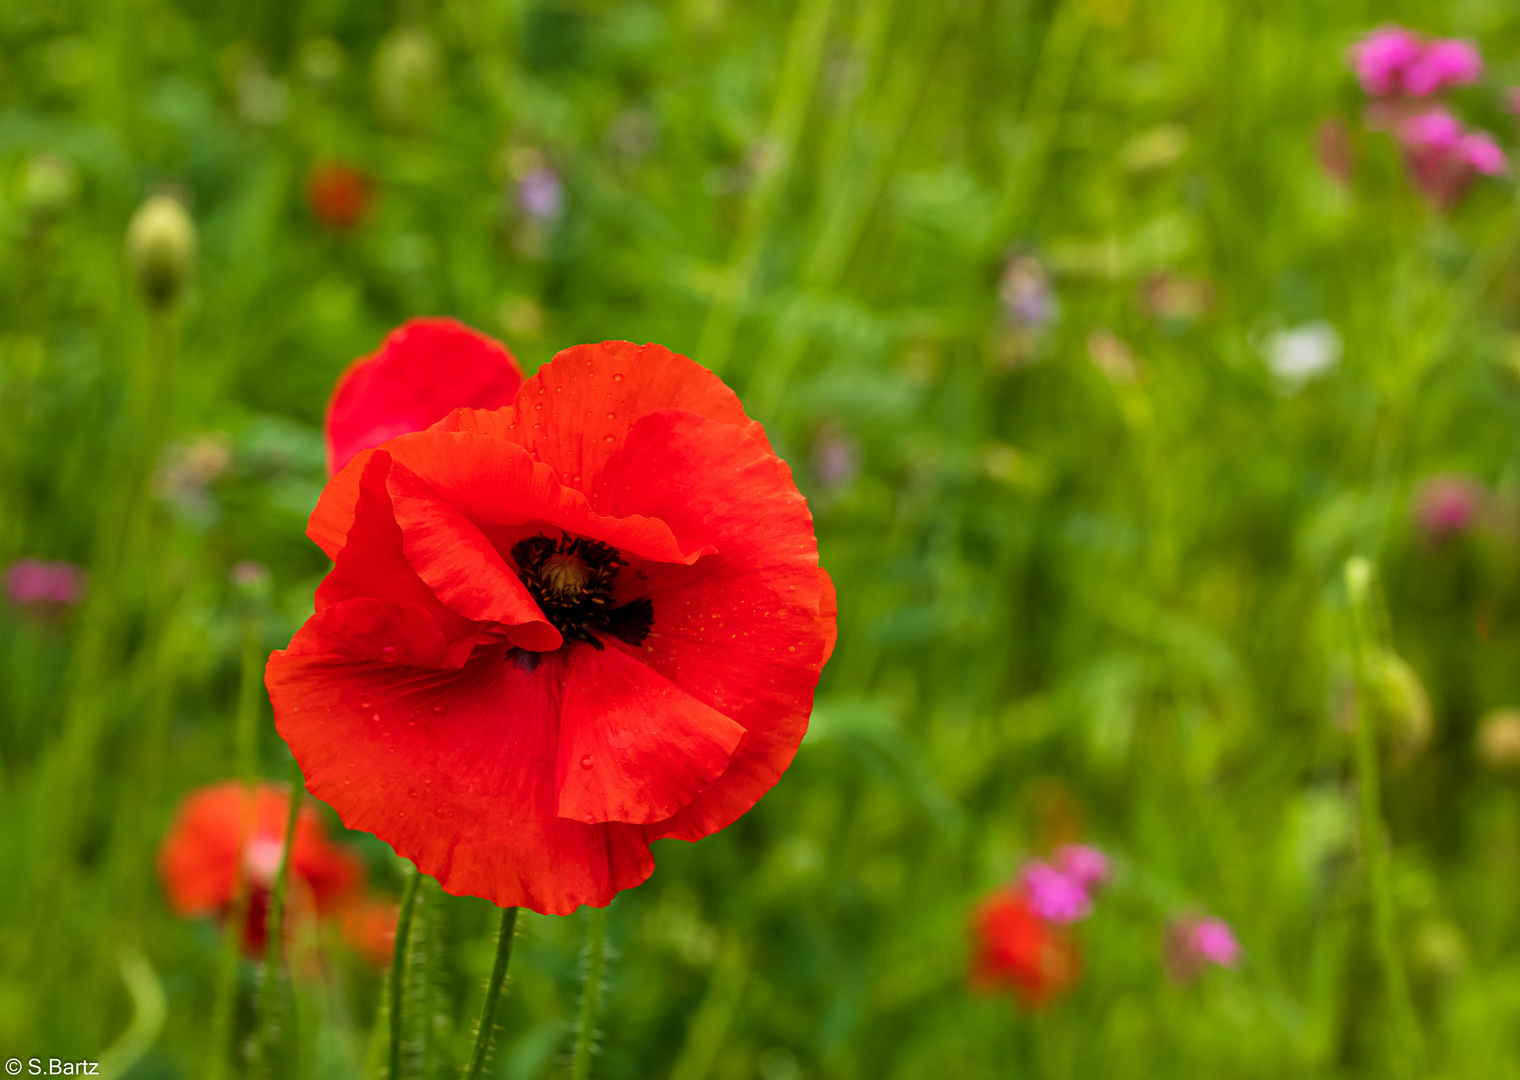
[266, 338, 837, 914]
[307, 160, 372, 230]
[325, 318, 524, 475]
[159, 781, 361, 953]
[970, 887, 1080, 1008]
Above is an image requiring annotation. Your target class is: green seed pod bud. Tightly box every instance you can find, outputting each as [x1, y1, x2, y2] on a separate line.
[126, 193, 196, 309]
[1370, 652, 1432, 761]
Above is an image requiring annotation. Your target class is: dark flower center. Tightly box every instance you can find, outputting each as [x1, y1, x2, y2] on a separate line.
[510, 532, 653, 653]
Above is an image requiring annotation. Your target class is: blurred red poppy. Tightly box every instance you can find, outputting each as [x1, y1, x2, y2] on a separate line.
[970, 887, 1080, 1008]
[267, 339, 837, 914]
[307, 160, 372, 230]
[159, 780, 361, 953]
[324, 318, 524, 475]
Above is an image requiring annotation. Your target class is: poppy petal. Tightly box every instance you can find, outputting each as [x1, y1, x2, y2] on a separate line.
[594, 409, 834, 842]
[315, 452, 484, 666]
[438, 341, 769, 500]
[556, 644, 746, 826]
[267, 646, 657, 914]
[325, 318, 523, 475]
[385, 460, 562, 652]
[379, 429, 712, 566]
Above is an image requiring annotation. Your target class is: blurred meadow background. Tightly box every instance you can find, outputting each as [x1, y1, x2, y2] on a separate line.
[6, 0, 1520, 1076]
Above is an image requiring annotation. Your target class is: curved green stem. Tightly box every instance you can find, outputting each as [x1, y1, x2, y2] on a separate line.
[389, 866, 425, 1080]
[568, 906, 609, 1080]
[249, 767, 304, 1077]
[461, 906, 519, 1080]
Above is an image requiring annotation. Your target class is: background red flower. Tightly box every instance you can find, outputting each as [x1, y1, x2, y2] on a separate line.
[159, 780, 361, 952]
[268, 340, 837, 914]
[970, 887, 1080, 1008]
[307, 160, 371, 230]
[324, 318, 525, 475]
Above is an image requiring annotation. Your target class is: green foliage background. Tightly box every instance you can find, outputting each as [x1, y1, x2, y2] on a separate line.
[3, 0, 1520, 1076]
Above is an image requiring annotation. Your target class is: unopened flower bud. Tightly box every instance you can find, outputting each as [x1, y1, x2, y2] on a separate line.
[127, 194, 196, 309]
[1370, 652, 1432, 761]
[372, 26, 440, 130]
[21, 154, 77, 221]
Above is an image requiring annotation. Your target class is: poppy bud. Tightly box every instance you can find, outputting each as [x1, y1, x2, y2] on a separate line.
[20, 154, 76, 222]
[372, 26, 440, 130]
[126, 193, 197, 309]
[1369, 652, 1432, 760]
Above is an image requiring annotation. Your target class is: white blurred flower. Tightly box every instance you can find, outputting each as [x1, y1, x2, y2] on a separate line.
[1264, 320, 1341, 392]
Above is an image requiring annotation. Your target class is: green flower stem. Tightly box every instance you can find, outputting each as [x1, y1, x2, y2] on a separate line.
[461, 905, 519, 1080]
[389, 866, 425, 1080]
[1344, 558, 1423, 1076]
[204, 883, 252, 1080]
[249, 764, 304, 1077]
[568, 905, 609, 1080]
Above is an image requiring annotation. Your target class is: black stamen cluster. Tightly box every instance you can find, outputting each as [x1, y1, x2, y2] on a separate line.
[510, 532, 654, 651]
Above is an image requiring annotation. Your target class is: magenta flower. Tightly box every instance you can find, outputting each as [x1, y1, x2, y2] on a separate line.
[1412, 474, 1487, 540]
[1165, 912, 1243, 982]
[1021, 862, 1091, 925]
[5, 559, 87, 607]
[1402, 39, 1482, 97]
[1350, 26, 1425, 96]
[1398, 107, 1507, 208]
[1055, 844, 1110, 891]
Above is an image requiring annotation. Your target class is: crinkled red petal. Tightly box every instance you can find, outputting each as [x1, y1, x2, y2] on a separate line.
[593, 409, 833, 843]
[266, 645, 655, 914]
[325, 318, 523, 475]
[556, 643, 746, 825]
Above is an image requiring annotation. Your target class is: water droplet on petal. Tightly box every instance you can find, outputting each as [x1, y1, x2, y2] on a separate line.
[610, 729, 634, 749]
[607, 412, 615, 420]
[433, 705, 446, 715]
[382, 645, 397, 662]
[372, 713, 381, 722]
[580, 754, 595, 769]
[613, 373, 623, 381]
[360, 700, 371, 709]
[603, 434, 614, 443]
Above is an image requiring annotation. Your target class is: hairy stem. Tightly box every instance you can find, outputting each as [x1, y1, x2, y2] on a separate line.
[389, 866, 424, 1080]
[249, 765, 304, 1077]
[568, 905, 609, 1080]
[461, 905, 519, 1080]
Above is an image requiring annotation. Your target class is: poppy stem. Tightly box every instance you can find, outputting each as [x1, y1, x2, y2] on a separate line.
[1344, 558, 1423, 1076]
[461, 905, 520, 1080]
[568, 905, 609, 1080]
[248, 765, 304, 1077]
[388, 865, 424, 1080]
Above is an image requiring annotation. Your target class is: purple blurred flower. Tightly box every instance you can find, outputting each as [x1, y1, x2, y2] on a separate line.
[1461, 132, 1507, 175]
[1398, 108, 1507, 208]
[1055, 844, 1110, 891]
[1350, 26, 1424, 97]
[518, 167, 563, 221]
[1412, 474, 1487, 541]
[5, 559, 87, 607]
[999, 255, 1057, 329]
[1165, 912, 1243, 982]
[1021, 862, 1091, 925]
[812, 428, 860, 491]
[1402, 39, 1482, 97]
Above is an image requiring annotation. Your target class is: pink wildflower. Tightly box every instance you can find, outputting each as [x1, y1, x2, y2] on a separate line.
[1402, 39, 1482, 97]
[1021, 862, 1091, 925]
[1164, 912, 1243, 982]
[1399, 108, 1507, 208]
[1412, 474, 1486, 541]
[5, 559, 87, 607]
[1055, 844, 1110, 891]
[1350, 26, 1424, 97]
[1461, 132, 1507, 175]
[518, 167, 563, 221]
